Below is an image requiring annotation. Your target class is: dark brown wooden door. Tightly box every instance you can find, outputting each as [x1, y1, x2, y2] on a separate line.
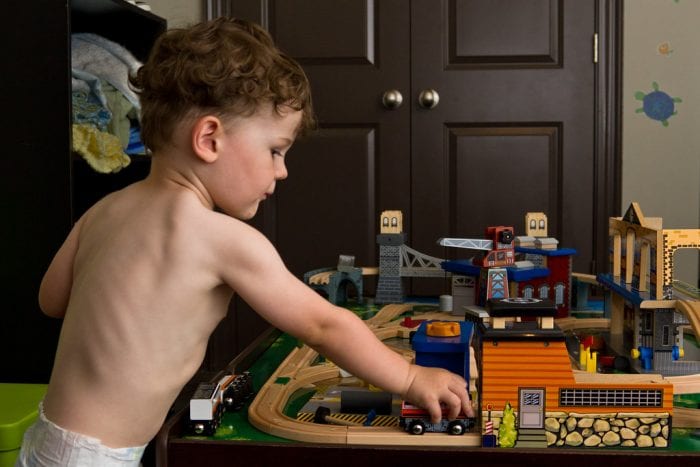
[411, 0, 597, 291]
[222, 0, 613, 292]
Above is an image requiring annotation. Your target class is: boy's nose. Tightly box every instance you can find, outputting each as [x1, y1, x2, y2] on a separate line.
[275, 158, 288, 180]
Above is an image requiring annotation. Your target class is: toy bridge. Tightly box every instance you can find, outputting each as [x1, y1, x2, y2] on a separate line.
[305, 244, 447, 305]
[398, 244, 445, 277]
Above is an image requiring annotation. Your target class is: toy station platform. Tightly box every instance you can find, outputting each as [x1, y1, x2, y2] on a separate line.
[156, 302, 700, 467]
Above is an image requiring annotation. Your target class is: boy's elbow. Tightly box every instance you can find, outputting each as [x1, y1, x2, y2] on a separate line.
[39, 302, 66, 319]
[38, 292, 66, 319]
[302, 306, 359, 350]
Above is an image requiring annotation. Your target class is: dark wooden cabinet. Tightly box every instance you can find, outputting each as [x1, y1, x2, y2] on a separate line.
[1, 0, 165, 383]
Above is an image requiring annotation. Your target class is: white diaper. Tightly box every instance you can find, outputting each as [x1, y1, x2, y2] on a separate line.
[15, 402, 146, 467]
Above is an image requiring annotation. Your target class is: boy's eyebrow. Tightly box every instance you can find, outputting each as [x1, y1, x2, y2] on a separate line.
[276, 137, 294, 146]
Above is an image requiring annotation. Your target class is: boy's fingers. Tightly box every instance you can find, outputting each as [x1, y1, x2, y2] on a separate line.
[463, 398, 475, 417]
[445, 393, 461, 420]
[427, 401, 442, 424]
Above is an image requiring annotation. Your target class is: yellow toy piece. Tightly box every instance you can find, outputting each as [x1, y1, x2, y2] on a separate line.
[426, 321, 461, 337]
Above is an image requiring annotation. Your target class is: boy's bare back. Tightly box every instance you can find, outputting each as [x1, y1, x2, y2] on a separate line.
[42, 178, 238, 446]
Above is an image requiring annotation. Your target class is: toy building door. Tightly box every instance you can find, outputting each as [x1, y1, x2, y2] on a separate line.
[519, 388, 545, 429]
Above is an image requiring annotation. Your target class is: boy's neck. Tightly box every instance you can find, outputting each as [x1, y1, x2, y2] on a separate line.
[147, 153, 215, 210]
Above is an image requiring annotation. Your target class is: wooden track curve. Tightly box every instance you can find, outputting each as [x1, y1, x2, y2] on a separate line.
[247, 304, 481, 446]
[677, 299, 700, 343]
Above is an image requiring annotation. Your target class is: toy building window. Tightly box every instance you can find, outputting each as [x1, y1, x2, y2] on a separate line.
[523, 286, 534, 299]
[662, 325, 670, 346]
[538, 285, 549, 299]
[554, 283, 565, 305]
[642, 311, 653, 333]
[391, 217, 398, 227]
[539, 220, 545, 229]
[559, 388, 663, 407]
[383, 217, 389, 227]
[522, 392, 541, 405]
[530, 219, 537, 230]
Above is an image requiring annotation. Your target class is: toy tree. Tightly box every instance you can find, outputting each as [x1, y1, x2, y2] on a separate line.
[498, 401, 517, 447]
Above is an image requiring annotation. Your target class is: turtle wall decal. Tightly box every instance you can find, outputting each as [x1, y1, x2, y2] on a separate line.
[635, 81, 682, 127]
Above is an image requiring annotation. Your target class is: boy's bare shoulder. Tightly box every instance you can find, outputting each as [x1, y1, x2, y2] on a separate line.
[78, 180, 280, 284]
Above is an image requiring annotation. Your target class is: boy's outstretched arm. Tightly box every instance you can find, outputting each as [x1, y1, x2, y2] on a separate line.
[219, 222, 473, 423]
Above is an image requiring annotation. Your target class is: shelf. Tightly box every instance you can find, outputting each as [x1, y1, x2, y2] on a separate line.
[69, 0, 165, 220]
[70, 0, 166, 61]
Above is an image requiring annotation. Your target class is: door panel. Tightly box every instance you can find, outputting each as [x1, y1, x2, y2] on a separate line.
[273, 0, 376, 64]
[448, 125, 561, 240]
[449, 0, 560, 66]
[232, 0, 411, 282]
[276, 127, 378, 275]
[412, 0, 596, 295]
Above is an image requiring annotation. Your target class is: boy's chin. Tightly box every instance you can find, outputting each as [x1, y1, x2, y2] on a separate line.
[215, 204, 259, 220]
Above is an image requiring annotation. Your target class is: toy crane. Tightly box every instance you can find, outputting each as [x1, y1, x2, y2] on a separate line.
[438, 226, 515, 268]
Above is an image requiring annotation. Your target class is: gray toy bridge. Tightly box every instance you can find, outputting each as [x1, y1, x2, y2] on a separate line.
[304, 240, 446, 305]
[374, 233, 446, 304]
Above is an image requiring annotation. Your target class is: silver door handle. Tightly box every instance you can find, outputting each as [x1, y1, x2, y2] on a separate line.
[418, 89, 440, 109]
[382, 89, 403, 110]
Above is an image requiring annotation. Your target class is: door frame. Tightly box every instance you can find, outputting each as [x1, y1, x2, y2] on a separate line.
[593, 0, 623, 274]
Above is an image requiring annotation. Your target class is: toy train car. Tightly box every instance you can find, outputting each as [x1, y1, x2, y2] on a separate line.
[400, 402, 475, 435]
[188, 372, 253, 435]
[402, 320, 477, 435]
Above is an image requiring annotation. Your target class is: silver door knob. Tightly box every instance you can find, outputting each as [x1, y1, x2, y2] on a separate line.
[418, 89, 440, 109]
[381, 89, 403, 110]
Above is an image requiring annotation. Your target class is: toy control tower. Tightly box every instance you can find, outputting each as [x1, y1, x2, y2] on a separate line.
[375, 210, 406, 304]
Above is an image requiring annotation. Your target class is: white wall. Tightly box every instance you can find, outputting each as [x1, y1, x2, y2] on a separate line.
[623, 0, 699, 286]
[146, 0, 204, 28]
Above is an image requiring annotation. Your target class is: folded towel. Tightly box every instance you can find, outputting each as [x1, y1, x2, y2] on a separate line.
[71, 33, 142, 112]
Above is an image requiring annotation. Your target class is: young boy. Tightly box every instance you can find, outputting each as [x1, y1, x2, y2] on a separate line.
[18, 17, 473, 466]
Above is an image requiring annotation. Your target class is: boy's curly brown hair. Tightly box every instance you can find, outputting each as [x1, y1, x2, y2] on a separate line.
[130, 17, 315, 153]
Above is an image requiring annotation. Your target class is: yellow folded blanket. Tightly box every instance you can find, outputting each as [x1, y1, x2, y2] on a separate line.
[72, 123, 131, 173]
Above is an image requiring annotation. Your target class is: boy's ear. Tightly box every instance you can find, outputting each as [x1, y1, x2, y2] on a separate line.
[191, 115, 223, 163]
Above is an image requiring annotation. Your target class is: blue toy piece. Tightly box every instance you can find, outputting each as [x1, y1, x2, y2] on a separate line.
[412, 320, 473, 382]
[402, 321, 476, 436]
[638, 346, 654, 370]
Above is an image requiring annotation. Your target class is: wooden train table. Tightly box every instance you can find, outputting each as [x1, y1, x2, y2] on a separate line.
[156, 304, 700, 467]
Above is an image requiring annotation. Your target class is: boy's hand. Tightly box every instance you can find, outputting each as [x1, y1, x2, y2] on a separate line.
[402, 364, 474, 424]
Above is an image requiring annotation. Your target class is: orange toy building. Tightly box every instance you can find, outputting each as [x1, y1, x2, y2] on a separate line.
[475, 298, 674, 448]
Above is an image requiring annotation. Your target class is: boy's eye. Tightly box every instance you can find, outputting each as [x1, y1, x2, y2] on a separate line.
[271, 150, 283, 158]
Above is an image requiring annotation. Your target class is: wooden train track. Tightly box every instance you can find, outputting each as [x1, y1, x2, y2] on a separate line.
[247, 304, 482, 446]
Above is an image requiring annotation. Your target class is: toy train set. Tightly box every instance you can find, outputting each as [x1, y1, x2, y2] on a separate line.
[186, 206, 700, 450]
[187, 372, 253, 435]
[399, 401, 475, 435]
